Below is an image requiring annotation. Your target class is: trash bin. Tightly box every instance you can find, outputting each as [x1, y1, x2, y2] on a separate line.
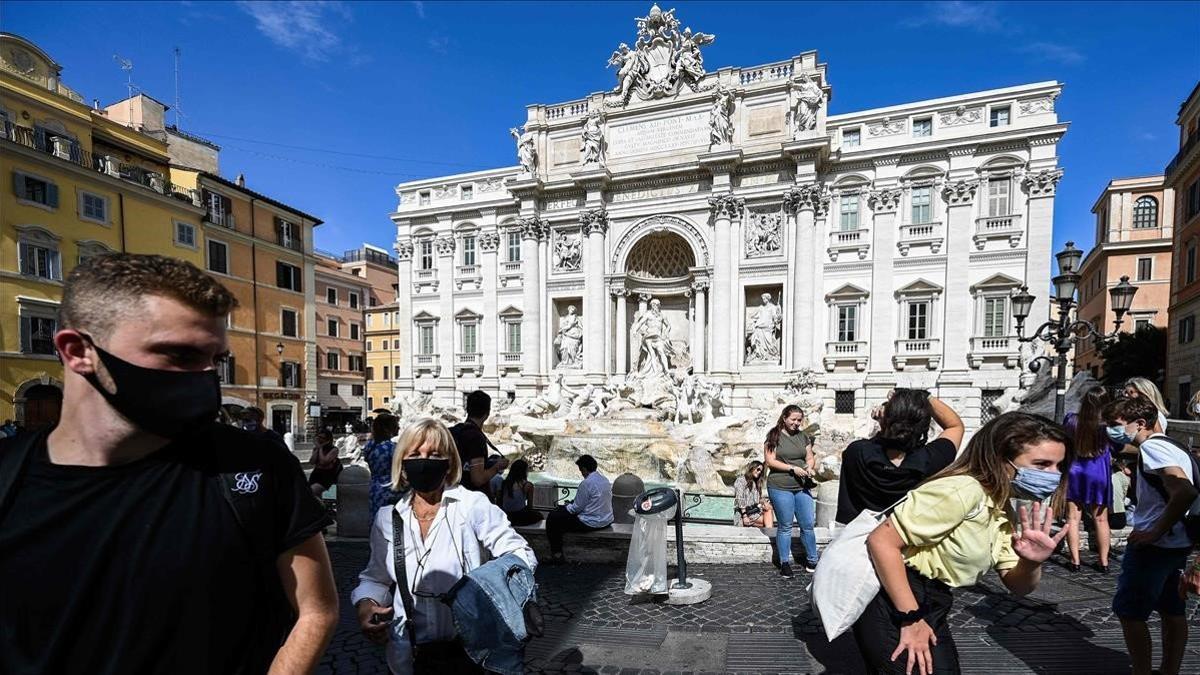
[625, 487, 678, 595]
[611, 473, 646, 525]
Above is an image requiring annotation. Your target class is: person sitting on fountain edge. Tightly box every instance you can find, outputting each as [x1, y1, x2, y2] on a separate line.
[545, 455, 614, 564]
[450, 390, 508, 498]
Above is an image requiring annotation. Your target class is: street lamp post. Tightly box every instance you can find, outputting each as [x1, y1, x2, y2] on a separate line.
[1011, 241, 1138, 422]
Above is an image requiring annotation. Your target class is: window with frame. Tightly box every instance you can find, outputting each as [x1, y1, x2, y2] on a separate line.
[1133, 196, 1158, 229]
[18, 236, 60, 280]
[839, 194, 859, 231]
[326, 287, 337, 305]
[987, 178, 1011, 216]
[1180, 315, 1196, 344]
[327, 318, 339, 337]
[281, 362, 300, 388]
[506, 231, 522, 262]
[907, 301, 930, 339]
[418, 240, 434, 270]
[174, 222, 196, 247]
[983, 297, 1007, 337]
[217, 355, 235, 384]
[834, 391, 855, 415]
[366, 366, 375, 380]
[276, 262, 302, 291]
[1135, 318, 1151, 332]
[207, 240, 229, 274]
[1187, 243, 1197, 284]
[349, 292, 359, 309]
[329, 383, 338, 396]
[14, 172, 58, 208]
[79, 191, 107, 223]
[837, 305, 858, 342]
[419, 191, 430, 206]
[911, 186, 932, 224]
[383, 366, 390, 380]
[980, 389, 1005, 425]
[912, 117, 932, 137]
[77, 241, 114, 265]
[348, 355, 364, 371]
[381, 339, 389, 350]
[1137, 257, 1153, 281]
[462, 235, 476, 267]
[506, 321, 522, 352]
[352, 384, 365, 396]
[842, 128, 861, 148]
[326, 351, 340, 370]
[990, 105, 1010, 127]
[462, 323, 478, 354]
[281, 309, 298, 337]
[366, 340, 373, 351]
[276, 218, 300, 250]
[1187, 179, 1200, 219]
[461, 185, 473, 201]
[350, 323, 360, 340]
[419, 325, 435, 355]
[20, 315, 57, 355]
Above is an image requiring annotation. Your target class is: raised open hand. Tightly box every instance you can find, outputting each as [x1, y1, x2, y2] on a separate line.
[1011, 502, 1069, 563]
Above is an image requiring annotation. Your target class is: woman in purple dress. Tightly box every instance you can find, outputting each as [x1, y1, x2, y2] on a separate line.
[1063, 386, 1116, 572]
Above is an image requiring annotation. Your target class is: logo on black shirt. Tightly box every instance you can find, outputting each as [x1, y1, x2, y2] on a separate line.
[233, 472, 263, 495]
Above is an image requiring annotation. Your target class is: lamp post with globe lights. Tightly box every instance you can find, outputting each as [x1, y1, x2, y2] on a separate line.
[1011, 241, 1138, 422]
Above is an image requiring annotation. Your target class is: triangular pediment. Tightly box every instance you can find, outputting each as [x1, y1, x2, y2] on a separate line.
[826, 283, 870, 300]
[895, 278, 943, 297]
[971, 272, 1022, 292]
[498, 305, 523, 318]
[412, 310, 438, 322]
[454, 308, 482, 320]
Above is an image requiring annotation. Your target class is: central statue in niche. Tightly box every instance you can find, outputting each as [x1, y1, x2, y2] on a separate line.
[631, 298, 673, 376]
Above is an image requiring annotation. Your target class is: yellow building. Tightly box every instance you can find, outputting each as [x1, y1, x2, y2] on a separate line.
[365, 301, 401, 414]
[1, 33, 206, 428]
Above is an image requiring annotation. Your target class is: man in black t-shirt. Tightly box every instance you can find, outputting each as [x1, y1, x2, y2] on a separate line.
[0, 254, 337, 675]
[450, 390, 508, 496]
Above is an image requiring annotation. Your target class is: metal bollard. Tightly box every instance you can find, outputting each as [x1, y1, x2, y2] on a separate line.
[671, 488, 691, 590]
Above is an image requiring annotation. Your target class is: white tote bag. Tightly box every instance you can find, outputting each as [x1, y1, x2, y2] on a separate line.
[809, 497, 906, 641]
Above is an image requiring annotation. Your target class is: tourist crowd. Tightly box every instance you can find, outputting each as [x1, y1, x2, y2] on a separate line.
[3, 252, 1200, 675]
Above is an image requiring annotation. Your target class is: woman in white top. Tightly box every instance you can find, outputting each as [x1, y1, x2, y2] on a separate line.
[351, 417, 536, 674]
[1124, 377, 1169, 432]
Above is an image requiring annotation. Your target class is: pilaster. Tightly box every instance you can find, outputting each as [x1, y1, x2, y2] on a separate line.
[519, 216, 546, 379]
[708, 194, 744, 374]
[581, 208, 608, 378]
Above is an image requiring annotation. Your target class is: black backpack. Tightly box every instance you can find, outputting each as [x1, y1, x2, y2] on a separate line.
[1139, 434, 1200, 545]
[0, 426, 299, 650]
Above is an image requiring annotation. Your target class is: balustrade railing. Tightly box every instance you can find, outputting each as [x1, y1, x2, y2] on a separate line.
[896, 338, 939, 353]
[826, 341, 866, 355]
[738, 61, 794, 86]
[970, 336, 1014, 352]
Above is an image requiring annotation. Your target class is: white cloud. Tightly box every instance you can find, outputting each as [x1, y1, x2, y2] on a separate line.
[904, 1, 1002, 32]
[411, 1, 426, 19]
[427, 35, 450, 54]
[238, 1, 353, 62]
[1016, 41, 1086, 65]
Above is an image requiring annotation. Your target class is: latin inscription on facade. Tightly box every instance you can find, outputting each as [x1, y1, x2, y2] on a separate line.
[611, 182, 700, 203]
[607, 111, 708, 158]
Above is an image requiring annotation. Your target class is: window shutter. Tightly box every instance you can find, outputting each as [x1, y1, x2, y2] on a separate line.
[13, 172, 25, 198]
[47, 182, 59, 208]
[276, 262, 287, 288]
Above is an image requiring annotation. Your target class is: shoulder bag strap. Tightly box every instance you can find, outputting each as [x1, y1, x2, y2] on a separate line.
[391, 512, 419, 651]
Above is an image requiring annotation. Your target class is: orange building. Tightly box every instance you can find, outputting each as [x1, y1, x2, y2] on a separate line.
[1166, 82, 1200, 415]
[315, 253, 368, 430]
[1075, 176, 1175, 378]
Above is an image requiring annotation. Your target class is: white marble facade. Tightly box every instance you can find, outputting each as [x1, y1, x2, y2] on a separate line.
[389, 6, 1066, 428]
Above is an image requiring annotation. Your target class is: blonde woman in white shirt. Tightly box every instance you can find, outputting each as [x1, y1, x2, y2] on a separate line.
[1124, 377, 1170, 432]
[351, 417, 536, 674]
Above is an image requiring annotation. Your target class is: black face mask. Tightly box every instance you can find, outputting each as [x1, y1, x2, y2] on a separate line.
[403, 458, 450, 493]
[82, 335, 222, 439]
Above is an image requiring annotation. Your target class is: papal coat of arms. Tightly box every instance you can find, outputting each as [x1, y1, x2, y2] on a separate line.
[607, 4, 715, 107]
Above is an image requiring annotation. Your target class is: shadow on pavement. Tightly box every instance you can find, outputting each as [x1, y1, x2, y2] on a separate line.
[792, 607, 869, 674]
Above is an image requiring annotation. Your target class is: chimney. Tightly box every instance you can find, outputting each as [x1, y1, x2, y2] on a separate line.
[235, 173, 246, 187]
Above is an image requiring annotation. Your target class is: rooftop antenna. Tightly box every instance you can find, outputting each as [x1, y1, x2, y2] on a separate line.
[113, 54, 138, 128]
[172, 47, 185, 129]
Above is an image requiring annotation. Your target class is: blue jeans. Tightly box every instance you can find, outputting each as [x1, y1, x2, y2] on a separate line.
[1112, 544, 1191, 620]
[767, 486, 818, 566]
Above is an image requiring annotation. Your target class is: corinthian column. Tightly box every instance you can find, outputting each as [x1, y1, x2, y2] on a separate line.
[941, 178, 979, 371]
[1022, 168, 1063, 332]
[519, 217, 545, 378]
[395, 240, 414, 384]
[434, 235, 456, 383]
[784, 184, 825, 369]
[581, 208, 608, 377]
[708, 194, 744, 374]
[692, 279, 708, 372]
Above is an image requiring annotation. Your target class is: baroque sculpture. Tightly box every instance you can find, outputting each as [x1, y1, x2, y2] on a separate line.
[709, 86, 734, 147]
[631, 297, 673, 377]
[789, 73, 822, 138]
[580, 110, 605, 166]
[554, 305, 584, 368]
[510, 126, 538, 176]
[745, 207, 783, 257]
[745, 292, 782, 364]
[606, 4, 715, 106]
[552, 230, 582, 272]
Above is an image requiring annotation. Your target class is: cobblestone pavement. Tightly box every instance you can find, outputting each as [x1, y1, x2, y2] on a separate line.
[318, 541, 1200, 674]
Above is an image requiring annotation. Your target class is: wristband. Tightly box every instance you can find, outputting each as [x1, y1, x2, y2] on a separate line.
[891, 606, 927, 626]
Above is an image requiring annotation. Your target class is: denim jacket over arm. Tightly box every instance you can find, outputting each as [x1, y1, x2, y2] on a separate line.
[445, 552, 537, 675]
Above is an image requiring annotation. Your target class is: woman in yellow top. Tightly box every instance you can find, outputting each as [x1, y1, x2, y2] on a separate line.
[855, 412, 1074, 675]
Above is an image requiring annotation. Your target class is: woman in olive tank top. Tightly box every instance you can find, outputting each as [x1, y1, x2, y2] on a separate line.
[764, 404, 818, 578]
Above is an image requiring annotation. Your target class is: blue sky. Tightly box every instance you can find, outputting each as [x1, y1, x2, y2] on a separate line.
[4, 1, 1198, 256]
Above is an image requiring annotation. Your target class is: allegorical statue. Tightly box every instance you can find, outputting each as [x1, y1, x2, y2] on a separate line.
[709, 87, 734, 147]
[631, 298, 673, 377]
[510, 126, 538, 175]
[674, 27, 714, 82]
[554, 305, 584, 368]
[553, 231, 581, 271]
[607, 43, 644, 102]
[790, 73, 823, 138]
[581, 110, 604, 166]
[746, 292, 783, 364]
